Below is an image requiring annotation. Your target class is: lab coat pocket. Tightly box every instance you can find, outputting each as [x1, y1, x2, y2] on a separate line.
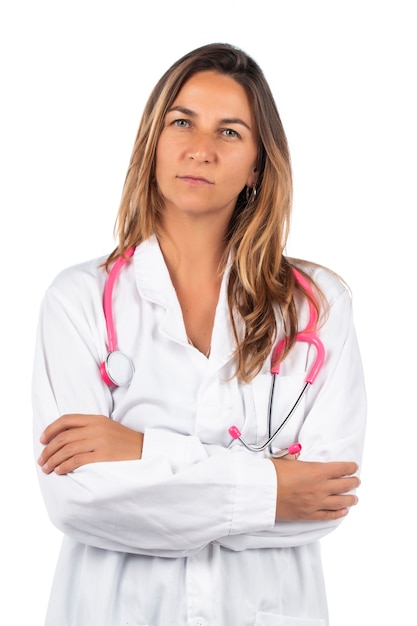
[255, 612, 326, 626]
[251, 372, 307, 454]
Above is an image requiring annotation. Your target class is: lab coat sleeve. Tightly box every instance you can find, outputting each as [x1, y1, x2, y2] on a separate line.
[215, 274, 367, 551]
[33, 283, 277, 558]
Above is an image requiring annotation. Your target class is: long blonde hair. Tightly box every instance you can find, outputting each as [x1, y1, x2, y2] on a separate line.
[106, 43, 322, 382]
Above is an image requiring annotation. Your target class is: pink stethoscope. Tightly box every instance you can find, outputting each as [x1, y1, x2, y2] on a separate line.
[100, 248, 325, 459]
[228, 267, 325, 457]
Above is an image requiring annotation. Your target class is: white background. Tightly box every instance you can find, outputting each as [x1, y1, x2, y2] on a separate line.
[1, 1, 415, 624]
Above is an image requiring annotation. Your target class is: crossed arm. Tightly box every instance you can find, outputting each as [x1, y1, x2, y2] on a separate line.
[37, 413, 359, 522]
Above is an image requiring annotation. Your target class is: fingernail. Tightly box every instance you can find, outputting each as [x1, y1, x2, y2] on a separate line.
[40, 432, 46, 444]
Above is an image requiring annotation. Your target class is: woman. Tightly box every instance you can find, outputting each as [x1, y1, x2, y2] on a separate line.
[33, 43, 366, 625]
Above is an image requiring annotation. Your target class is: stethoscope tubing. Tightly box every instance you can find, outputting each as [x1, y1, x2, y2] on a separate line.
[103, 247, 135, 353]
[231, 380, 310, 453]
[100, 247, 136, 387]
[228, 267, 326, 456]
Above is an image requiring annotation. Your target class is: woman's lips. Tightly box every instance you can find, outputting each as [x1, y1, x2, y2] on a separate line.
[178, 175, 214, 186]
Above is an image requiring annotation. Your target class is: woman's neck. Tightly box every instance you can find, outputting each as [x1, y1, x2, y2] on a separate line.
[157, 213, 228, 357]
[158, 212, 228, 280]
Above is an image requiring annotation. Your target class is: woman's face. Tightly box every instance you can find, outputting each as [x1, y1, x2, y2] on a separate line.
[155, 70, 259, 224]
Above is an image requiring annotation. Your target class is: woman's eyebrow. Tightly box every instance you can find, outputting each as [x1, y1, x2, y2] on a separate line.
[166, 105, 252, 131]
[221, 117, 252, 131]
[167, 105, 195, 117]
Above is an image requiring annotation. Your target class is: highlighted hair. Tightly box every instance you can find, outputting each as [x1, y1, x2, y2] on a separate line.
[106, 43, 323, 381]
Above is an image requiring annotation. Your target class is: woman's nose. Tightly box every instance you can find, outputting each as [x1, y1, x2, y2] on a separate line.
[186, 132, 215, 162]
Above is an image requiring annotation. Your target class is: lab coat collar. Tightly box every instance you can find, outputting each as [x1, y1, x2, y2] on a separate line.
[133, 235, 176, 308]
[133, 236, 236, 370]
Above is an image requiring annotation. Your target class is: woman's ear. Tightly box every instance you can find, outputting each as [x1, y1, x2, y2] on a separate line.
[246, 167, 259, 189]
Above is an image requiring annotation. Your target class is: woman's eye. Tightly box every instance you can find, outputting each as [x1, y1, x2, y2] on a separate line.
[173, 119, 190, 128]
[222, 128, 239, 138]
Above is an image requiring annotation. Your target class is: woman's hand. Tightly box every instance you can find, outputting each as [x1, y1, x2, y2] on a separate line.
[271, 457, 360, 521]
[38, 414, 144, 475]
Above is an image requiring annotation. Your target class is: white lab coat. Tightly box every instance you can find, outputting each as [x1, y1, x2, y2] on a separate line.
[32, 235, 366, 626]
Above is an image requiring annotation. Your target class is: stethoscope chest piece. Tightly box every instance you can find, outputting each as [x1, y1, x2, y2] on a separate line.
[100, 350, 135, 387]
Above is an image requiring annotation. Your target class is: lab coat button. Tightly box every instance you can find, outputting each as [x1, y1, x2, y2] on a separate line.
[190, 618, 208, 626]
